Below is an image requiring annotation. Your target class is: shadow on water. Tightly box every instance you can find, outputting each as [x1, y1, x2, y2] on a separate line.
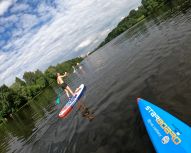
[1, 7, 191, 153]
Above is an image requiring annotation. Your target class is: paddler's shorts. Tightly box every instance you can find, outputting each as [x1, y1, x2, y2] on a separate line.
[60, 83, 67, 90]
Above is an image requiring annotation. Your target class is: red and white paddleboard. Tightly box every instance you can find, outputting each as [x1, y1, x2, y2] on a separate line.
[58, 84, 85, 118]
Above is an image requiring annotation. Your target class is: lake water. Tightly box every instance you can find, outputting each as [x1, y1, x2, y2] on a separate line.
[1, 8, 191, 153]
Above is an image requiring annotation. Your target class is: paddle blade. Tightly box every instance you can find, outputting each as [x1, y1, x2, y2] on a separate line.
[56, 97, 60, 104]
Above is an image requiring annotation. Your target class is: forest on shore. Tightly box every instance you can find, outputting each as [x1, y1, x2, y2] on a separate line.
[0, 57, 83, 119]
[95, 0, 191, 50]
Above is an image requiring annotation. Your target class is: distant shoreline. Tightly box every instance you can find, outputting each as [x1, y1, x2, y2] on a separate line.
[0, 57, 83, 121]
[91, 0, 191, 53]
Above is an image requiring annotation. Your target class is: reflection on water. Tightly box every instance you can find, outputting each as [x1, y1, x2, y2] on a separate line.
[0, 87, 55, 153]
[1, 8, 191, 153]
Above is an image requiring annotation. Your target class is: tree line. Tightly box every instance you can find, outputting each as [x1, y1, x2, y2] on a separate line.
[0, 57, 83, 119]
[96, 0, 190, 49]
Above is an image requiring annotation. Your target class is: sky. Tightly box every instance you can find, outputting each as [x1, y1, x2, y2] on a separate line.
[0, 0, 141, 86]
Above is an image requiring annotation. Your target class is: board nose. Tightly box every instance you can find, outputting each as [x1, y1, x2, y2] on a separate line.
[137, 98, 141, 104]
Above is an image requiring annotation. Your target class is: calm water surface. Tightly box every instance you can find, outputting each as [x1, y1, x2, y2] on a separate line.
[1, 8, 191, 153]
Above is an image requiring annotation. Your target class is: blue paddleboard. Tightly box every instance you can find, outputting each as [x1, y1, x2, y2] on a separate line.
[137, 98, 191, 153]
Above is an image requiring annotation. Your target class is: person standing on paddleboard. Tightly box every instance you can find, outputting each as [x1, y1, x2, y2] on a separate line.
[56, 72, 75, 99]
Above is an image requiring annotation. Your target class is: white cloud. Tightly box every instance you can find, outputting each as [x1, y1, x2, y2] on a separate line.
[120, 16, 125, 20]
[0, 53, 7, 63]
[75, 38, 93, 51]
[10, 3, 29, 13]
[0, 14, 18, 25]
[100, 29, 111, 37]
[20, 14, 38, 29]
[0, 0, 14, 16]
[0, 0, 142, 85]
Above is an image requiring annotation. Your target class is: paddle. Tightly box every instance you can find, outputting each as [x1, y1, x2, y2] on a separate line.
[55, 88, 63, 105]
[56, 96, 61, 105]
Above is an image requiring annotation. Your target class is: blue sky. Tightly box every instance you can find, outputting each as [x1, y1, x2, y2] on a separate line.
[0, 0, 141, 85]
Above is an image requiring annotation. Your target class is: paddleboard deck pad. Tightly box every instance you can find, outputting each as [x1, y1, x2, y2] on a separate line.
[59, 84, 85, 118]
[137, 98, 191, 153]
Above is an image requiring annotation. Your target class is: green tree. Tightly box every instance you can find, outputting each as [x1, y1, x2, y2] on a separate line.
[44, 66, 57, 84]
[34, 69, 48, 87]
[15, 77, 26, 86]
[142, 0, 165, 14]
[23, 72, 36, 85]
[11, 77, 28, 99]
[0, 85, 27, 117]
